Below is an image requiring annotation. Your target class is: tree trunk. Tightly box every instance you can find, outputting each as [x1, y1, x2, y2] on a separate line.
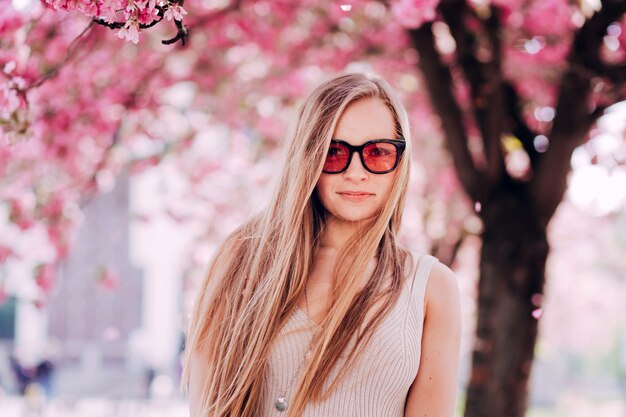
[464, 183, 549, 417]
[408, 4, 625, 414]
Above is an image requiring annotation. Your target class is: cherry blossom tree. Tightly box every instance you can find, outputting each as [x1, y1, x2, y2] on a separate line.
[402, 1, 625, 416]
[1, 1, 625, 416]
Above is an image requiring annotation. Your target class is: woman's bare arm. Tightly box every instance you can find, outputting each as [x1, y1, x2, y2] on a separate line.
[404, 261, 462, 417]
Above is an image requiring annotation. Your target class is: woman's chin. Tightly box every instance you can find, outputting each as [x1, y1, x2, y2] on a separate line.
[332, 211, 378, 224]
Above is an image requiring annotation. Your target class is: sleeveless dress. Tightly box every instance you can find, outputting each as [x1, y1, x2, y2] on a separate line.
[260, 252, 439, 417]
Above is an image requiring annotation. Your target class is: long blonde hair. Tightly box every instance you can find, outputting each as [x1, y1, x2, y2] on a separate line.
[181, 72, 414, 416]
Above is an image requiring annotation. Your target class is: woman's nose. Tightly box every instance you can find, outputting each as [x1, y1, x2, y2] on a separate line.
[343, 151, 368, 181]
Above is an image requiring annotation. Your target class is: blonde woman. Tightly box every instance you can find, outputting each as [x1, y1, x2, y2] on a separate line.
[181, 72, 462, 417]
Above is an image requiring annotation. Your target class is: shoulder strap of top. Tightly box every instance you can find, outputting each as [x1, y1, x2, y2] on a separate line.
[408, 252, 439, 318]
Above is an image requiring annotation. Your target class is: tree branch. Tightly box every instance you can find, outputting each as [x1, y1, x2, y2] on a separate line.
[503, 82, 540, 170]
[92, 1, 189, 46]
[588, 62, 626, 83]
[409, 23, 486, 203]
[531, 0, 626, 226]
[186, 0, 244, 29]
[162, 19, 189, 45]
[163, 0, 245, 45]
[78, 61, 167, 207]
[438, 0, 507, 187]
[27, 21, 95, 90]
[578, 0, 626, 84]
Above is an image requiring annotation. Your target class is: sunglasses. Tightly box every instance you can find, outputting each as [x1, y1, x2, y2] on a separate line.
[322, 139, 406, 174]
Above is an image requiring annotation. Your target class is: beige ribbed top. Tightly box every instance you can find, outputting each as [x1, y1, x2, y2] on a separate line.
[261, 252, 438, 416]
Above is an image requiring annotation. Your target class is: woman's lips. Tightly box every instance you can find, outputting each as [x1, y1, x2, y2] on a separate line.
[337, 191, 374, 202]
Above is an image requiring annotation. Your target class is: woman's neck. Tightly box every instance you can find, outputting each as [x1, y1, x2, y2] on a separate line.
[318, 216, 367, 250]
[318, 217, 376, 255]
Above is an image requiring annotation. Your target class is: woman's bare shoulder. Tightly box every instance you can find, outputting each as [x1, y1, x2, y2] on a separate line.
[424, 259, 460, 319]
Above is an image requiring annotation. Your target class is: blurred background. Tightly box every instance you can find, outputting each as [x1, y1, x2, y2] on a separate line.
[0, 1, 625, 416]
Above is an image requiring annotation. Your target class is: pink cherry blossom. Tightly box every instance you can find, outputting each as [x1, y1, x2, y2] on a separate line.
[0, 244, 15, 264]
[116, 20, 140, 44]
[0, 8, 24, 34]
[136, 2, 160, 26]
[44, 0, 186, 44]
[0, 80, 21, 119]
[490, 0, 524, 12]
[523, 0, 575, 36]
[8, 199, 35, 231]
[77, 0, 100, 17]
[34, 264, 56, 292]
[164, 4, 188, 21]
[391, 0, 440, 29]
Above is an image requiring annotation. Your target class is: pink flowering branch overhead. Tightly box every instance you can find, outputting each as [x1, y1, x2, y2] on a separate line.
[46, 0, 189, 45]
[0, 0, 622, 293]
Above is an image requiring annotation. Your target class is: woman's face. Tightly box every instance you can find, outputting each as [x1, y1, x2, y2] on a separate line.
[315, 97, 399, 223]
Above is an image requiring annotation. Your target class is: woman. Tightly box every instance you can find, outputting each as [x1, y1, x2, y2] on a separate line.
[181, 72, 462, 417]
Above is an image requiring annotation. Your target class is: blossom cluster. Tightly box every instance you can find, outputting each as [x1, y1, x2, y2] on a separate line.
[0, 0, 623, 299]
[391, 0, 440, 29]
[45, 0, 187, 44]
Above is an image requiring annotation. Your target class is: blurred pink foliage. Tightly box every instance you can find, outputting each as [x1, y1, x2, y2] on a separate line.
[34, 263, 56, 293]
[0, 0, 624, 298]
[391, 0, 440, 28]
[523, 0, 576, 35]
[541, 200, 625, 356]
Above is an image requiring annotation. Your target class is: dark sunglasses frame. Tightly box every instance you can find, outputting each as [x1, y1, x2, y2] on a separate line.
[322, 138, 406, 174]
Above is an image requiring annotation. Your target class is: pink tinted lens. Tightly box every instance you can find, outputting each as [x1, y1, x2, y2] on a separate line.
[363, 142, 397, 172]
[323, 142, 350, 172]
